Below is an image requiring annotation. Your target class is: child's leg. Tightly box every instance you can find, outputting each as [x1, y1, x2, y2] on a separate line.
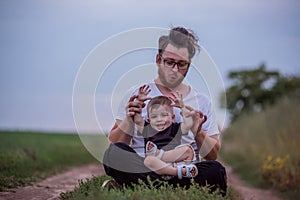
[144, 155, 198, 178]
[161, 145, 194, 163]
[144, 155, 177, 176]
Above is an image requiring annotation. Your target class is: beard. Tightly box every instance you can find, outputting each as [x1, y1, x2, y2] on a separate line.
[158, 68, 186, 89]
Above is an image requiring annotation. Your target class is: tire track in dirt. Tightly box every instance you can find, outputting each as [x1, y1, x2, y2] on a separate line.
[0, 164, 104, 200]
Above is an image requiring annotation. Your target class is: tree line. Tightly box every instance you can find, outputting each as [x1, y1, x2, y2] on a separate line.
[222, 64, 300, 122]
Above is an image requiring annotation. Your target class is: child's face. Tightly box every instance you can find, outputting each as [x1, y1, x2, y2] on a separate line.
[148, 105, 175, 131]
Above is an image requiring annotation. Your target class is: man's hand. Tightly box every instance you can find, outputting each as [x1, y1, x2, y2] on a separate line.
[125, 95, 144, 118]
[108, 93, 146, 144]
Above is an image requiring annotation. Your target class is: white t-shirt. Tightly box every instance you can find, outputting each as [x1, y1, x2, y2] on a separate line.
[116, 82, 219, 157]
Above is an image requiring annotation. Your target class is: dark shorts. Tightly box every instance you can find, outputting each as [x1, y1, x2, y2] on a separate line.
[103, 142, 227, 195]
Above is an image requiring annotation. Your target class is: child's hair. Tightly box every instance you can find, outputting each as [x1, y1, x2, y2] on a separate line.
[147, 96, 173, 114]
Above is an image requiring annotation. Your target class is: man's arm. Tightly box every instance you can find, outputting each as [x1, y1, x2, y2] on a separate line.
[108, 95, 143, 144]
[108, 119, 133, 145]
[194, 131, 220, 160]
[188, 106, 220, 160]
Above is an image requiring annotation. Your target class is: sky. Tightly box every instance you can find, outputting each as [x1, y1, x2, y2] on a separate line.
[0, 0, 299, 133]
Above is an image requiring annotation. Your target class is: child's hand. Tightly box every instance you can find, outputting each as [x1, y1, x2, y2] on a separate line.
[137, 85, 152, 102]
[169, 91, 184, 108]
[185, 106, 207, 136]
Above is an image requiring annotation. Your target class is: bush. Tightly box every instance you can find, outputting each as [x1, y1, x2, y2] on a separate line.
[261, 155, 298, 191]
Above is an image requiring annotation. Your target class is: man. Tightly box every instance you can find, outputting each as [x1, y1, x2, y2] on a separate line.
[103, 27, 227, 195]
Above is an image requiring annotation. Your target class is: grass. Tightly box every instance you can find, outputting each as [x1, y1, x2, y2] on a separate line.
[220, 95, 300, 199]
[0, 131, 242, 199]
[59, 175, 240, 200]
[0, 131, 241, 199]
[0, 131, 107, 191]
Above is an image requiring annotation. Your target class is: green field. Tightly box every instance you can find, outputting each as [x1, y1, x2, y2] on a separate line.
[220, 95, 300, 199]
[0, 131, 107, 191]
[0, 131, 237, 199]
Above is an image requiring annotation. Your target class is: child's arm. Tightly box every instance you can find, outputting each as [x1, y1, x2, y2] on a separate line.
[135, 85, 152, 134]
[180, 106, 194, 134]
[169, 91, 193, 134]
[185, 106, 207, 137]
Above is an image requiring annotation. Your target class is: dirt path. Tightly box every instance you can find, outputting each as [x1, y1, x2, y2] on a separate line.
[0, 164, 105, 200]
[220, 160, 282, 200]
[0, 162, 282, 200]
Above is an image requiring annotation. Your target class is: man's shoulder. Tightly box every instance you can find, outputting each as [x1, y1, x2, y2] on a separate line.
[188, 88, 211, 103]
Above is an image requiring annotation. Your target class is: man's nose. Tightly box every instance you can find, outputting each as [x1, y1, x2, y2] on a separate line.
[172, 64, 179, 72]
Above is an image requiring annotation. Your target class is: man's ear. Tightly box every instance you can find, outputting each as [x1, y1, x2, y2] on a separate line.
[172, 114, 175, 121]
[156, 54, 161, 65]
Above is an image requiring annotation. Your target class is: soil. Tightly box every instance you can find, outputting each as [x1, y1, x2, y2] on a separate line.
[220, 160, 282, 200]
[0, 164, 105, 200]
[0, 162, 283, 200]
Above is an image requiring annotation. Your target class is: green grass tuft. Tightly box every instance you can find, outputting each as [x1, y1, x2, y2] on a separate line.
[60, 175, 238, 200]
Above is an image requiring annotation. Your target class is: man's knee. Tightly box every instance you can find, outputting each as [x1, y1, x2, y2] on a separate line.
[195, 161, 227, 195]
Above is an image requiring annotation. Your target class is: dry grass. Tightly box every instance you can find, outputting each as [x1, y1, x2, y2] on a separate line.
[221, 95, 300, 198]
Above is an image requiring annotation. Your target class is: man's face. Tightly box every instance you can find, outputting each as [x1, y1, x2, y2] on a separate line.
[157, 43, 190, 89]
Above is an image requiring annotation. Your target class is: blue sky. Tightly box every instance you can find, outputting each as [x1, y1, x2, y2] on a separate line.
[0, 0, 299, 133]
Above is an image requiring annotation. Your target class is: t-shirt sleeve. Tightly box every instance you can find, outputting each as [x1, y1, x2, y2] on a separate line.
[197, 93, 220, 137]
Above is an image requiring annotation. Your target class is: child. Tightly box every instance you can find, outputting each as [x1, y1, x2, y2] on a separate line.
[133, 85, 199, 179]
